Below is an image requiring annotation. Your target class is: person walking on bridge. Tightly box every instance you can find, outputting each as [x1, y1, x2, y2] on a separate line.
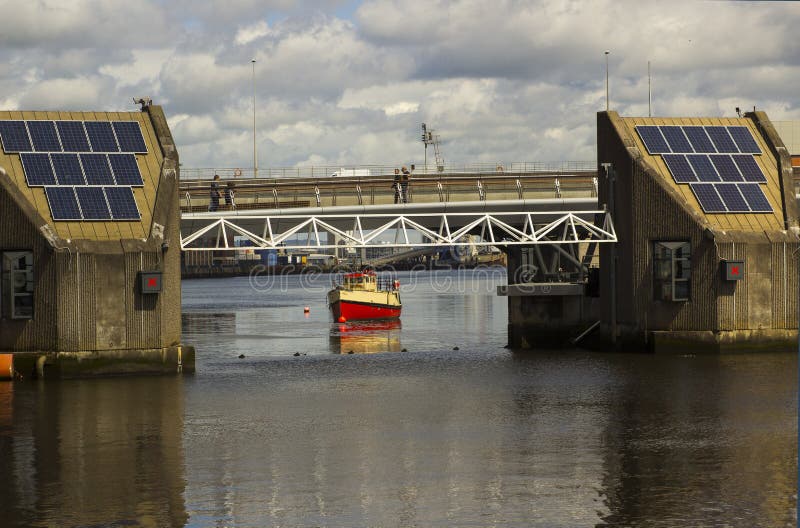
[400, 166, 410, 203]
[209, 174, 221, 212]
[393, 168, 402, 203]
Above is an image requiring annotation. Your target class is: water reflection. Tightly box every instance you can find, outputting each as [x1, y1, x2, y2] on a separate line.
[595, 353, 797, 527]
[0, 378, 187, 528]
[182, 312, 236, 335]
[329, 320, 403, 354]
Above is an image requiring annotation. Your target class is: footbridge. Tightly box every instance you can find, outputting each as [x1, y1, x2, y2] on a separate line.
[179, 169, 617, 252]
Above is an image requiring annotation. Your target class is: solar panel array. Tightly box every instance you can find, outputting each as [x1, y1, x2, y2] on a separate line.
[635, 125, 773, 214]
[0, 120, 146, 221]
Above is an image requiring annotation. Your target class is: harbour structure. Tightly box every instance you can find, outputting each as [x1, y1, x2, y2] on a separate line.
[506, 111, 799, 352]
[0, 105, 193, 378]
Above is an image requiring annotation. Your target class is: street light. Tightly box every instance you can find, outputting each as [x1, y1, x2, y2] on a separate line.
[604, 50, 610, 111]
[252, 59, 257, 178]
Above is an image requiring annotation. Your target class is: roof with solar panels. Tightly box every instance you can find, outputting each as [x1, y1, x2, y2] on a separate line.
[623, 117, 784, 232]
[0, 110, 163, 241]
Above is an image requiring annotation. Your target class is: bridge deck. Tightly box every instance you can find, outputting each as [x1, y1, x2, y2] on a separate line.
[179, 171, 599, 213]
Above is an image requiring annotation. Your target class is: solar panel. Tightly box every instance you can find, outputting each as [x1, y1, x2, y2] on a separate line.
[44, 186, 82, 220]
[75, 186, 111, 220]
[0, 120, 32, 152]
[104, 186, 140, 220]
[738, 183, 772, 212]
[80, 154, 115, 185]
[662, 154, 697, 183]
[56, 121, 91, 152]
[635, 126, 671, 154]
[27, 121, 61, 152]
[705, 126, 739, 153]
[108, 154, 143, 186]
[50, 153, 86, 185]
[727, 126, 761, 154]
[686, 154, 720, 182]
[84, 121, 119, 152]
[112, 121, 147, 153]
[709, 155, 743, 182]
[20, 153, 56, 186]
[682, 126, 716, 153]
[731, 154, 767, 183]
[690, 183, 726, 213]
[659, 126, 693, 153]
[715, 183, 748, 212]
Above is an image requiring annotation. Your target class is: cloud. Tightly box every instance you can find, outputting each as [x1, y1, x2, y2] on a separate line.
[0, 0, 799, 169]
[235, 21, 272, 45]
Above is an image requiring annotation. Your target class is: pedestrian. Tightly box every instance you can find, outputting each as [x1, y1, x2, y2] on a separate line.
[393, 168, 402, 203]
[224, 181, 235, 208]
[400, 166, 410, 203]
[209, 174, 221, 212]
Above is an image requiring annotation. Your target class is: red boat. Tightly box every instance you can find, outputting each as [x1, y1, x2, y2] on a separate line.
[327, 271, 401, 321]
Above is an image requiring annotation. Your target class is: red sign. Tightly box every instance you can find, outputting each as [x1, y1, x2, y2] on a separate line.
[724, 260, 744, 281]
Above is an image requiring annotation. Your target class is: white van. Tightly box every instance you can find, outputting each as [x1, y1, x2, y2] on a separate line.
[330, 168, 371, 178]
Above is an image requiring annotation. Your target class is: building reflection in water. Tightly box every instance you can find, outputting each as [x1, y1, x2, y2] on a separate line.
[0, 377, 187, 527]
[329, 320, 403, 354]
[595, 353, 797, 527]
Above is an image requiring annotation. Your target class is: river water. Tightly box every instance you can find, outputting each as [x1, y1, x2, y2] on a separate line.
[0, 269, 796, 527]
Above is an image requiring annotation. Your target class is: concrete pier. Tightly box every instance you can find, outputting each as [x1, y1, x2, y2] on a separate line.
[505, 111, 799, 352]
[0, 105, 194, 377]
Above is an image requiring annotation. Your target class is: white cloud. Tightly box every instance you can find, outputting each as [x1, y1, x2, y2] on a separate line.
[235, 21, 271, 45]
[0, 0, 799, 168]
[100, 48, 174, 89]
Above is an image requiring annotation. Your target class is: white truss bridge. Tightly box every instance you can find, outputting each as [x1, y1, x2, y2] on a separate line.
[180, 198, 616, 251]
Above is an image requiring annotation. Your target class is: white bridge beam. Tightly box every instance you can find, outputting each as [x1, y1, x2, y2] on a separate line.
[181, 209, 616, 251]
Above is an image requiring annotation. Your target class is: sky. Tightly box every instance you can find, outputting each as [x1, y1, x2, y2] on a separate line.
[1, 0, 799, 171]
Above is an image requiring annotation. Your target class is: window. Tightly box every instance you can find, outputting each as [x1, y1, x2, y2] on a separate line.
[1, 251, 34, 319]
[653, 242, 691, 302]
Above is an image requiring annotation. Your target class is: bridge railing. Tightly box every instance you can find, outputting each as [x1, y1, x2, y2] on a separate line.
[179, 161, 597, 180]
[179, 171, 599, 213]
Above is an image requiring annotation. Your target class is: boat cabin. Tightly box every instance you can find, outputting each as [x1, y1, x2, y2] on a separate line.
[341, 272, 378, 291]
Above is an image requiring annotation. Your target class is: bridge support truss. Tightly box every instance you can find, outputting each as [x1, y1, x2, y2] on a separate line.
[180, 210, 616, 251]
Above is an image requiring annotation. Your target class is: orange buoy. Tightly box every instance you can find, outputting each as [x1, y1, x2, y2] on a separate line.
[0, 354, 13, 380]
[338, 316, 346, 323]
[304, 306, 310, 313]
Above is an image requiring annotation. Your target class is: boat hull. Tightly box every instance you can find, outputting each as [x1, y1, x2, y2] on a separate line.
[328, 289, 401, 321]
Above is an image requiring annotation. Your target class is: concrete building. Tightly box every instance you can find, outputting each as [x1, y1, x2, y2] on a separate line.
[0, 105, 193, 377]
[508, 111, 799, 352]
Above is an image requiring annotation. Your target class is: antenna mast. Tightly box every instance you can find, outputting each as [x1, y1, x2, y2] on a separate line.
[421, 123, 444, 172]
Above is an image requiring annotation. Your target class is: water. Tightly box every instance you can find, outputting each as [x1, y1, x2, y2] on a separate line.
[0, 269, 796, 527]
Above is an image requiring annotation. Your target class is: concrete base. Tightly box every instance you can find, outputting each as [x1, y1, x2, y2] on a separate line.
[506, 287, 600, 349]
[509, 322, 591, 348]
[578, 325, 798, 353]
[648, 329, 797, 354]
[5, 345, 195, 380]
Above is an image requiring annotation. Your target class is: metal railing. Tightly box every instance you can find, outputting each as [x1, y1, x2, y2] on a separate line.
[179, 161, 597, 180]
[179, 172, 599, 213]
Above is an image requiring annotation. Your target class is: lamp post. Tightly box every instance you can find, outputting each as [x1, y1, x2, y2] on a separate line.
[252, 59, 257, 178]
[604, 50, 610, 111]
[648, 60, 652, 117]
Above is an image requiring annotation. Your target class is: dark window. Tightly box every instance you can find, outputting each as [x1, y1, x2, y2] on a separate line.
[1, 251, 34, 319]
[653, 242, 691, 302]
